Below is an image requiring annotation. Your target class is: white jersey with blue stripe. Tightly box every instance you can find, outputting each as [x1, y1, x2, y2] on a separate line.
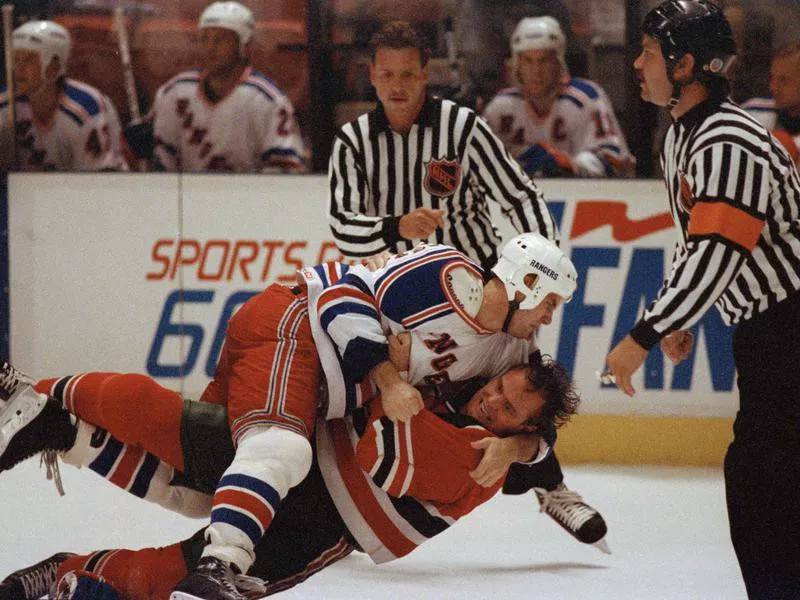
[0, 78, 127, 171]
[483, 77, 634, 177]
[300, 243, 498, 419]
[151, 66, 305, 173]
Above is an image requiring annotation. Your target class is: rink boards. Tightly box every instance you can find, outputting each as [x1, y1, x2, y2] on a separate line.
[4, 173, 737, 466]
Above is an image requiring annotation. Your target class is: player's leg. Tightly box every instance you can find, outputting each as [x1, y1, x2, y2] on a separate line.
[0, 539, 192, 600]
[173, 285, 320, 600]
[36, 371, 185, 469]
[0, 363, 211, 515]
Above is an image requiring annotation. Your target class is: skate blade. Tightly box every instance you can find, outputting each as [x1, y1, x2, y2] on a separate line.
[170, 592, 207, 600]
[593, 537, 612, 555]
[0, 387, 46, 455]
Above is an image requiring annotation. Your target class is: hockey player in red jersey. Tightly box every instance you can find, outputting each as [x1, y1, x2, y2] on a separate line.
[0, 356, 581, 600]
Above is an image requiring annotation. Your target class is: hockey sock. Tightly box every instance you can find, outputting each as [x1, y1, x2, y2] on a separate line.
[58, 543, 188, 600]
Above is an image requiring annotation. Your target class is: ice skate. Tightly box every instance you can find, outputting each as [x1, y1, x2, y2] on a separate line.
[534, 482, 611, 554]
[170, 557, 247, 600]
[0, 552, 75, 600]
[0, 361, 49, 465]
[0, 362, 77, 495]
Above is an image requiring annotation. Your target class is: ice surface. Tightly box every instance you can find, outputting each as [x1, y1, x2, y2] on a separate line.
[0, 461, 745, 599]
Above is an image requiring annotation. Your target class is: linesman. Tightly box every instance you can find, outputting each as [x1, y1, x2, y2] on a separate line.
[326, 20, 556, 270]
[605, 2, 800, 598]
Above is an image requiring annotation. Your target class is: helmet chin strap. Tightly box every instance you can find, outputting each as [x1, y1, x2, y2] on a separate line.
[502, 299, 521, 333]
[667, 82, 682, 109]
[666, 60, 694, 110]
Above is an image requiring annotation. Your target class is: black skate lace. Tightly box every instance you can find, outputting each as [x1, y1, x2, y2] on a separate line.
[17, 559, 59, 598]
[200, 559, 244, 597]
[535, 486, 597, 531]
[0, 363, 24, 397]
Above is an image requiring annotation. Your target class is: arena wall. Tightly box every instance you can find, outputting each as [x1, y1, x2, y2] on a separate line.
[5, 173, 736, 466]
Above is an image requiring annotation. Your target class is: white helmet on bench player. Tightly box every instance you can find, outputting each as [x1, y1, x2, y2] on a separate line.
[492, 233, 577, 309]
[510, 16, 567, 72]
[198, 1, 255, 53]
[13, 20, 71, 78]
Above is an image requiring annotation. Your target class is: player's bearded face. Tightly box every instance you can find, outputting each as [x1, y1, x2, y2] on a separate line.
[370, 48, 429, 121]
[12, 49, 45, 96]
[464, 367, 542, 436]
[633, 36, 673, 106]
[200, 27, 242, 75]
[517, 49, 563, 101]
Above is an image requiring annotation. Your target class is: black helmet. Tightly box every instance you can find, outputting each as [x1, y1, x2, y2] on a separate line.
[643, 0, 737, 81]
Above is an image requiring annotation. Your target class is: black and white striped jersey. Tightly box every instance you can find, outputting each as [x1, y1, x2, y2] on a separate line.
[327, 96, 558, 269]
[631, 98, 800, 349]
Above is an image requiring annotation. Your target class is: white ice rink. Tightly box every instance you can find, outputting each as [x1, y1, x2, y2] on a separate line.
[1, 459, 746, 599]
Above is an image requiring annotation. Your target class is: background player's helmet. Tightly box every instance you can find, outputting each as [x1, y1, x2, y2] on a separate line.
[492, 233, 577, 310]
[642, 0, 737, 82]
[510, 16, 567, 71]
[198, 1, 255, 52]
[13, 20, 71, 78]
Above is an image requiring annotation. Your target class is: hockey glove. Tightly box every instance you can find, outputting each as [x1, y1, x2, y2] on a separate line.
[123, 117, 155, 160]
[518, 142, 576, 178]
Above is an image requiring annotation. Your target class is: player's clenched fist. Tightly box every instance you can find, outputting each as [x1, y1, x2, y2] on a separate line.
[399, 208, 445, 240]
[381, 379, 424, 422]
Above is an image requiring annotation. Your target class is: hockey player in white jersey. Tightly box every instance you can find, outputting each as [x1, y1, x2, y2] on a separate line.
[151, 2, 306, 173]
[483, 17, 634, 178]
[0, 20, 128, 172]
[742, 42, 800, 165]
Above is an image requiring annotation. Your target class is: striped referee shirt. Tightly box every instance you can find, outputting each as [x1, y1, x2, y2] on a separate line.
[327, 96, 558, 269]
[631, 97, 800, 349]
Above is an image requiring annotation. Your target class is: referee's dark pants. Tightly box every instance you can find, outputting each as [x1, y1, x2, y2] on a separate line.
[725, 291, 800, 600]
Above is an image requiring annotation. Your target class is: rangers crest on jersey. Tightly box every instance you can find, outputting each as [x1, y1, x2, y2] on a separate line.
[424, 158, 462, 197]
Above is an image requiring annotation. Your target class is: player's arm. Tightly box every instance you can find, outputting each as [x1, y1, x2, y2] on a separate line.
[318, 271, 422, 421]
[571, 88, 635, 178]
[258, 95, 307, 173]
[469, 433, 548, 487]
[75, 106, 128, 172]
[467, 116, 558, 242]
[355, 405, 504, 509]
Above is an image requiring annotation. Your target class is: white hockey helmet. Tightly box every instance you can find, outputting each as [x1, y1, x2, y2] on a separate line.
[13, 20, 71, 78]
[492, 233, 577, 310]
[198, 1, 255, 51]
[510, 16, 567, 71]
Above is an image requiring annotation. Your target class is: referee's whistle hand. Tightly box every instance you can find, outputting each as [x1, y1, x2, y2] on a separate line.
[399, 208, 445, 240]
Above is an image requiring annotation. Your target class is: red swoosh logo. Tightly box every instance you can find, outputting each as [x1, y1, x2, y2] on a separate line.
[570, 201, 673, 242]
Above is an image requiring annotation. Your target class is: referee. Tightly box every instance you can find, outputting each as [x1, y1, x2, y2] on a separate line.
[327, 20, 557, 270]
[327, 21, 608, 554]
[605, 2, 800, 598]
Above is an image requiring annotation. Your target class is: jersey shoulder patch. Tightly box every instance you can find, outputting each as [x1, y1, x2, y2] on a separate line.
[442, 265, 483, 318]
